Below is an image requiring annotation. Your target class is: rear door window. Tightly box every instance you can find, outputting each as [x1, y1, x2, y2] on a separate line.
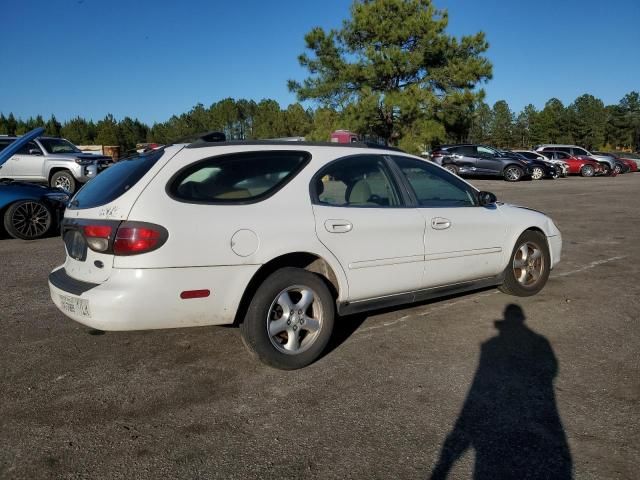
[68, 149, 165, 209]
[169, 151, 310, 204]
[312, 155, 402, 207]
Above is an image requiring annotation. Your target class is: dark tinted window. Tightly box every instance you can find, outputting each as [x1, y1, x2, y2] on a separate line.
[69, 149, 165, 209]
[17, 141, 42, 155]
[554, 152, 569, 159]
[451, 146, 475, 156]
[170, 151, 309, 203]
[313, 155, 402, 207]
[0, 139, 12, 152]
[517, 152, 538, 160]
[392, 156, 477, 207]
[39, 138, 81, 154]
[572, 147, 589, 156]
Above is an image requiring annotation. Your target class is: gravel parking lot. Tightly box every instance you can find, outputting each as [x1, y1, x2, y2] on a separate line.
[1, 175, 638, 479]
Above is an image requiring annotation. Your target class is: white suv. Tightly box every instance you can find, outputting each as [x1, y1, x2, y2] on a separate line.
[49, 139, 562, 369]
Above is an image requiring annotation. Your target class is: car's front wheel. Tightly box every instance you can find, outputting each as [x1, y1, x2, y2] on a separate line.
[3, 200, 52, 240]
[499, 230, 551, 297]
[240, 267, 335, 369]
[503, 165, 524, 182]
[580, 165, 595, 177]
[50, 170, 76, 193]
[531, 166, 545, 180]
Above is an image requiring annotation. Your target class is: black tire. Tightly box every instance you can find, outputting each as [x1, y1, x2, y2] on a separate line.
[503, 165, 524, 182]
[580, 165, 595, 177]
[499, 230, 551, 297]
[240, 267, 335, 370]
[443, 164, 459, 175]
[3, 200, 52, 240]
[599, 163, 611, 176]
[50, 170, 76, 193]
[613, 164, 622, 175]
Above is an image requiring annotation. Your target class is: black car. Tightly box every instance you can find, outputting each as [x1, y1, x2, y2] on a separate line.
[430, 144, 555, 182]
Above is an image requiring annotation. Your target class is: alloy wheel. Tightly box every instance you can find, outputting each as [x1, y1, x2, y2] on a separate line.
[531, 167, 544, 180]
[55, 175, 72, 191]
[504, 166, 522, 181]
[266, 285, 324, 355]
[11, 201, 51, 239]
[512, 241, 545, 287]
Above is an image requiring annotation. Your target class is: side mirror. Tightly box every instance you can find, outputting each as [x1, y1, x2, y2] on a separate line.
[28, 149, 42, 155]
[478, 191, 497, 206]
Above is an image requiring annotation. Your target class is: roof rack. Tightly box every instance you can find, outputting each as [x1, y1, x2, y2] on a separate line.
[186, 136, 403, 152]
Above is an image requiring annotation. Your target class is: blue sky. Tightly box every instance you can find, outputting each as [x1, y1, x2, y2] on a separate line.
[1, 0, 638, 124]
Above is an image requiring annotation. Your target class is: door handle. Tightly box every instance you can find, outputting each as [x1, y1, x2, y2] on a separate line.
[431, 217, 451, 230]
[325, 219, 353, 233]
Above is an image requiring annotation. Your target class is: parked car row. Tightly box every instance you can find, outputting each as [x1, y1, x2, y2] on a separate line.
[429, 143, 638, 181]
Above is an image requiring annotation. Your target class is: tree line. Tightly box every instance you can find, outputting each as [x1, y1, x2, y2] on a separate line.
[2, 91, 638, 154]
[1, 0, 639, 154]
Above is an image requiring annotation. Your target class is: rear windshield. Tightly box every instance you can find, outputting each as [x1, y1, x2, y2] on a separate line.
[168, 150, 310, 204]
[68, 149, 165, 209]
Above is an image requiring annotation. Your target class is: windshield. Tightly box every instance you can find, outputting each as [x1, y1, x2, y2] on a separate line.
[39, 138, 82, 154]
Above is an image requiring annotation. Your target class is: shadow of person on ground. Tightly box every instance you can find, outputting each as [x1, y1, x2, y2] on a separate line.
[429, 304, 572, 480]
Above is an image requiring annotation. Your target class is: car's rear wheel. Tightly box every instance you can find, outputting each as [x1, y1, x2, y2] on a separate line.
[499, 230, 551, 297]
[503, 165, 524, 182]
[531, 166, 545, 180]
[240, 267, 335, 369]
[613, 164, 622, 175]
[443, 164, 459, 175]
[580, 165, 595, 177]
[3, 200, 52, 240]
[600, 163, 611, 176]
[50, 170, 76, 193]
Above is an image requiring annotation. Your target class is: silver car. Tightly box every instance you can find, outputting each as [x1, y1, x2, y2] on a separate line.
[0, 136, 111, 193]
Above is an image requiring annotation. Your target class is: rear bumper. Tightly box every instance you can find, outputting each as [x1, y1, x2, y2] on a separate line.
[49, 264, 260, 331]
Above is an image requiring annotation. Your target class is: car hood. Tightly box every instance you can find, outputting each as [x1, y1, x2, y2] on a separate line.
[0, 127, 44, 167]
[0, 180, 64, 195]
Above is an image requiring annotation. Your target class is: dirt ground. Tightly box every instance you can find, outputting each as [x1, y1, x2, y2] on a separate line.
[1, 175, 638, 479]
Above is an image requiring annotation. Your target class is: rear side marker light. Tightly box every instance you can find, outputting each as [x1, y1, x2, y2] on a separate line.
[180, 290, 210, 299]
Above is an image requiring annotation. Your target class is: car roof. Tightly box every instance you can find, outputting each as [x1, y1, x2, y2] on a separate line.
[185, 139, 404, 152]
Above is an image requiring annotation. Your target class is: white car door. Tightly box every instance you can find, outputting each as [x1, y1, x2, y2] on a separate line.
[390, 156, 507, 288]
[311, 155, 425, 301]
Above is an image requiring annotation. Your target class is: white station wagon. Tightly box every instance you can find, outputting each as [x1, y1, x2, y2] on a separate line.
[49, 139, 562, 369]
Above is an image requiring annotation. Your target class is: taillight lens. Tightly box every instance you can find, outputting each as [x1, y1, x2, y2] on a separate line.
[83, 224, 112, 252]
[113, 225, 165, 255]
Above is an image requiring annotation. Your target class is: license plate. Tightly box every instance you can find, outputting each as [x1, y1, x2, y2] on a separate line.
[59, 294, 91, 318]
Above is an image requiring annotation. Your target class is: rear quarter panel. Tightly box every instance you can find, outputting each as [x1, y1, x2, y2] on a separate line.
[119, 145, 355, 300]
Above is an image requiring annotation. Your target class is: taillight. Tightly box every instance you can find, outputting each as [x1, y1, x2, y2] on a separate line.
[83, 224, 113, 252]
[113, 223, 167, 255]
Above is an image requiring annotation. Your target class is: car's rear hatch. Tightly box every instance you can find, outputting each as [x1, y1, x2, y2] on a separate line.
[60, 145, 182, 284]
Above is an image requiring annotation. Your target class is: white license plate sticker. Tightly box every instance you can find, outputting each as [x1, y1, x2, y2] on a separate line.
[59, 294, 91, 318]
